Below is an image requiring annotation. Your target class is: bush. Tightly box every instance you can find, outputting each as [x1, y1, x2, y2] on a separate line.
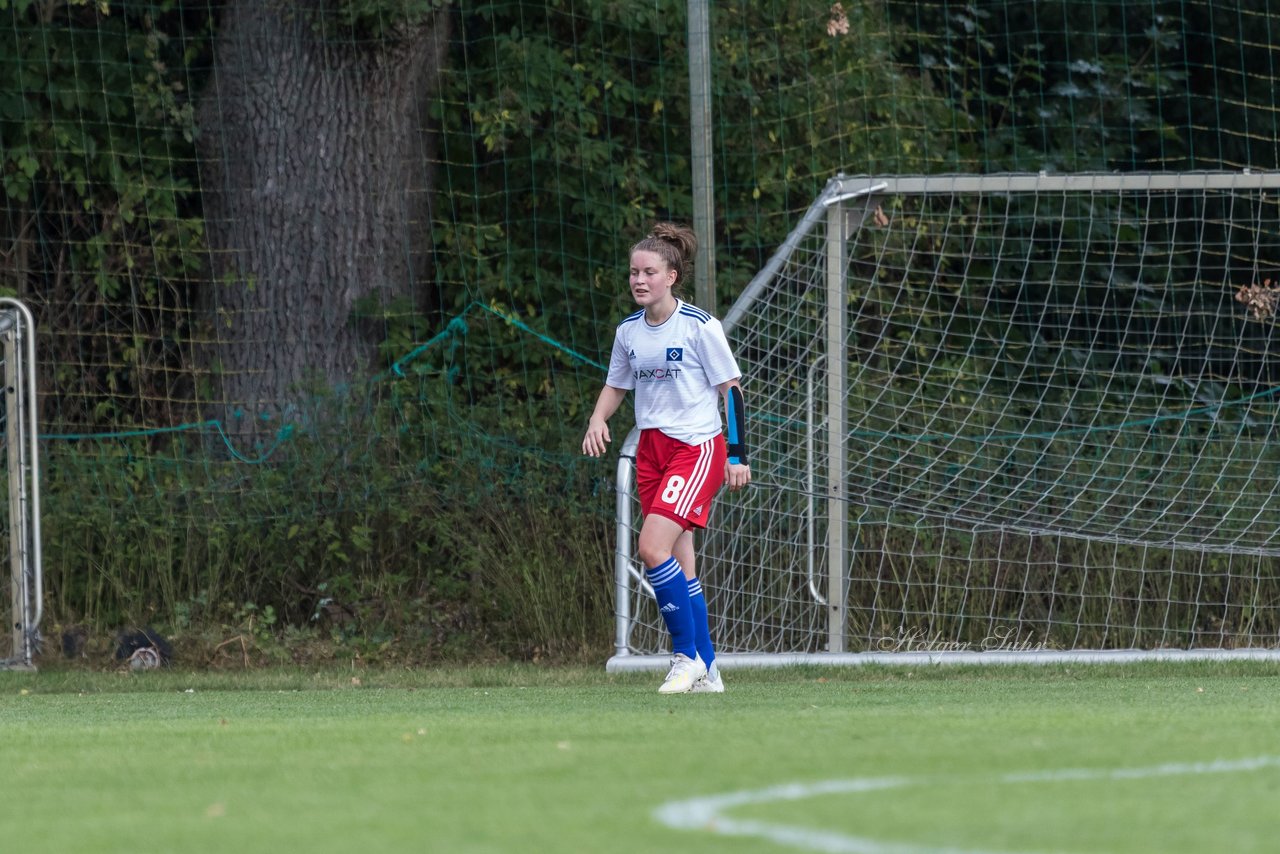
[38, 376, 617, 667]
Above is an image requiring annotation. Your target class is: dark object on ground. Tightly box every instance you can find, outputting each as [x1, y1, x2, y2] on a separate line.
[61, 625, 89, 659]
[114, 627, 174, 669]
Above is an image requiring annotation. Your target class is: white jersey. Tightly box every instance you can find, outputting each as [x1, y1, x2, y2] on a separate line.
[606, 299, 741, 445]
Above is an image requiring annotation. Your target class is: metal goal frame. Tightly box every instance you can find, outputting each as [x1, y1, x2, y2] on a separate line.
[1, 298, 42, 671]
[607, 171, 1280, 672]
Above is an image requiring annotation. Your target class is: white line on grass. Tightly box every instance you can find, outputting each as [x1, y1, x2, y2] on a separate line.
[652, 756, 1280, 854]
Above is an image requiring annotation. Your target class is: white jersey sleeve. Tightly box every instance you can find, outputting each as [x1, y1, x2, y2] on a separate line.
[696, 315, 741, 388]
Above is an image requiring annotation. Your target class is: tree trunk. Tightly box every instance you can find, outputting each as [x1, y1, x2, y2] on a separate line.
[197, 3, 448, 441]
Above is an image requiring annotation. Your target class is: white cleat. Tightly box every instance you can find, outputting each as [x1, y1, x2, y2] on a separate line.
[690, 661, 724, 694]
[658, 653, 706, 694]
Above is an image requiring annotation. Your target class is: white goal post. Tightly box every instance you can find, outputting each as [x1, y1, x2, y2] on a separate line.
[609, 171, 1280, 671]
[0, 299, 42, 671]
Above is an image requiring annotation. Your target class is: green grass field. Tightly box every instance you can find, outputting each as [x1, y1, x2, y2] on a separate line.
[2, 662, 1278, 853]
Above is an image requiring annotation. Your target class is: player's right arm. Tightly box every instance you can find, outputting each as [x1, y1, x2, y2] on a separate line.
[582, 385, 628, 457]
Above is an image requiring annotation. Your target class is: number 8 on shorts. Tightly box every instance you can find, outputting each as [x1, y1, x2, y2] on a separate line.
[661, 475, 687, 504]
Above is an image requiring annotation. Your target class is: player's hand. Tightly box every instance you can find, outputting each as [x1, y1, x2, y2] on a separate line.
[726, 461, 751, 491]
[582, 419, 611, 457]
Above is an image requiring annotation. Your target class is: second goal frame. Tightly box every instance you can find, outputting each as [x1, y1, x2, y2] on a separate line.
[608, 171, 1280, 671]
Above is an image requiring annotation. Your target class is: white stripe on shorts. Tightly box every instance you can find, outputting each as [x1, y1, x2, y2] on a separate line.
[674, 438, 716, 518]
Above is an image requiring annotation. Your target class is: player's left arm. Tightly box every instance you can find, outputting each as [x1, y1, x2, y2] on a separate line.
[718, 379, 751, 492]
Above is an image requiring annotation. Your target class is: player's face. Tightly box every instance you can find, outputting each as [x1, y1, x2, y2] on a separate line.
[629, 250, 678, 308]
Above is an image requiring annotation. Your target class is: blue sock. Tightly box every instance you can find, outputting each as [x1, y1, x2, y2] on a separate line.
[687, 577, 715, 670]
[647, 557, 696, 659]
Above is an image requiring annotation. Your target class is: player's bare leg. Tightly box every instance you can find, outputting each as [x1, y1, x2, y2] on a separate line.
[673, 529, 696, 580]
[637, 513, 685, 570]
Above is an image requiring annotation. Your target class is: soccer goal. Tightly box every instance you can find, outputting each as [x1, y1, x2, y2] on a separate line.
[609, 171, 1280, 670]
[0, 299, 42, 671]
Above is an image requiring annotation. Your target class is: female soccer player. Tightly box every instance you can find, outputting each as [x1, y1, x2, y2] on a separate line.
[582, 222, 750, 694]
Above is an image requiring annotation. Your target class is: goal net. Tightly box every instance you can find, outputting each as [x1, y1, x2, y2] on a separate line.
[0, 300, 42, 671]
[610, 172, 1280, 668]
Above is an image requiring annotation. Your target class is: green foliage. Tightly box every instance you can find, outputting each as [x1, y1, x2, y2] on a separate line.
[891, 2, 1189, 170]
[712, 0, 973, 279]
[432, 0, 690, 406]
[39, 377, 614, 660]
[432, 1, 977, 377]
[0, 0, 209, 427]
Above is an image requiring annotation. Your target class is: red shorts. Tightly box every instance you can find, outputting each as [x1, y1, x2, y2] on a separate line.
[636, 429, 727, 530]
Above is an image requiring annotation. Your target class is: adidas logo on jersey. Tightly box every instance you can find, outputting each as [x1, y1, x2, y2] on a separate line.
[659, 602, 680, 613]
